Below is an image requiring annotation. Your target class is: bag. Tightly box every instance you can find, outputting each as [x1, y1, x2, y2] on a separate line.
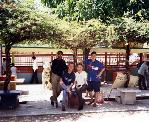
[68, 92, 79, 108]
[97, 92, 104, 104]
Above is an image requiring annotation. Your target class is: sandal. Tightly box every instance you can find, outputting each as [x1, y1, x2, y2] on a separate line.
[92, 103, 97, 107]
[88, 100, 94, 105]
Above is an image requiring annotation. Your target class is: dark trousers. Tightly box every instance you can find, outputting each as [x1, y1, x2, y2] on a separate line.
[76, 84, 86, 108]
[138, 74, 147, 90]
[30, 70, 39, 84]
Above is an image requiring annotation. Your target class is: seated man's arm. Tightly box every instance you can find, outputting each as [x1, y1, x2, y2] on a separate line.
[68, 73, 76, 91]
[60, 78, 64, 85]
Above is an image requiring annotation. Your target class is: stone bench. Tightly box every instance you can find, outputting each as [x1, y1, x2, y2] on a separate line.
[0, 90, 22, 109]
[0, 78, 25, 90]
[116, 88, 141, 105]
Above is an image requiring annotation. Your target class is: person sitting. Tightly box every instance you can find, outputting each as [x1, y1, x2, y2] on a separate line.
[60, 62, 75, 111]
[75, 63, 87, 110]
[2, 58, 6, 75]
[11, 63, 17, 78]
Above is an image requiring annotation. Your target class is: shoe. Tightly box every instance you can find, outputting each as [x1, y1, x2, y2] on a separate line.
[62, 105, 66, 111]
[78, 105, 83, 111]
[55, 101, 58, 108]
[51, 100, 54, 106]
[88, 100, 94, 105]
[139, 87, 143, 90]
[92, 103, 97, 107]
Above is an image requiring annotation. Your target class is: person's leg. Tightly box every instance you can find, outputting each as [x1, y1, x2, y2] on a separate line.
[146, 75, 149, 88]
[138, 74, 142, 89]
[34, 70, 39, 84]
[93, 81, 100, 107]
[61, 83, 68, 91]
[138, 74, 143, 90]
[50, 73, 60, 106]
[51, 75, 61, 107]
[62, 87, 68, 111]
[76, 87, 83, 110]
[87, 82, 94, 105]
[79, 85, 87, 109]
[142, 75, 147, 90]
[30, 70, 35, 84]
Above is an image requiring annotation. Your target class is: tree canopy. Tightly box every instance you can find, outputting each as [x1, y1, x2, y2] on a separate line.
[110, 17, 149, 48]
[43, 0, 149, 23]
[0, 0, 64, 46]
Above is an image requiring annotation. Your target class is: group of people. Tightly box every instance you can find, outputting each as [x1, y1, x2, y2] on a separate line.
[2, 56, 38, 82]
[50, 51, 105, 111]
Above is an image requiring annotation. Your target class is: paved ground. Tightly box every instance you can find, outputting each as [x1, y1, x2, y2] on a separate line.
[0, 84, 149, 121]
[1, 111, 149, 122]
[16, 84, 149, 102]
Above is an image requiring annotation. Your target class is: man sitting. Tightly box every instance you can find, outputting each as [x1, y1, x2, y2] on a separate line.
[60, 62, 75, 111]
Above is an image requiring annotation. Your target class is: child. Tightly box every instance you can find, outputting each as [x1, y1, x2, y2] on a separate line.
[75, 63, 87, 110]
[60, 62, 75, 111]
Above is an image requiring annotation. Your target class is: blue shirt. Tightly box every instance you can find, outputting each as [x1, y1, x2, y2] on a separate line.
[62, 71, 75, 86]
[84, 59, 104, 82]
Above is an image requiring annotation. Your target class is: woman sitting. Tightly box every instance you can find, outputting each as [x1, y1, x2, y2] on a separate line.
[75, 63, 87, 110]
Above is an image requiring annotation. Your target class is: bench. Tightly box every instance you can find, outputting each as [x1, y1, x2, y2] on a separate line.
[116, 88, 141, 105]
[0, 78, 25, 90]
[0, 90, 22, 109]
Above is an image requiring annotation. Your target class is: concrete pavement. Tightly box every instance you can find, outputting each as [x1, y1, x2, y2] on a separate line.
[0, 84, 149, 117]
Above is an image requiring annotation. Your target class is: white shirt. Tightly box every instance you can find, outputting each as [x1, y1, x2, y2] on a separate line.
[33, 59, 38, 71]
[11, 66, 17, 77]
[75, 71, 87, 86]
[138, 62, 148, 76]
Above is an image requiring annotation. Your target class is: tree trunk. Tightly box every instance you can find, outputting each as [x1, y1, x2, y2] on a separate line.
[124, 43, 130, 88]
[83, 48, 90, 71]
[3, 44, 11, 91]
[72, 48, 77, 70]
[126, 44, 130, 70]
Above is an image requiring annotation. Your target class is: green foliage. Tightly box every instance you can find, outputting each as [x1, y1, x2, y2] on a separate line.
[0, 0, 64, 46]
[56, 19, 111, 48]
[43, 0, 149, 23]
[41, 0, 64, 8]
[110, 17, 149, 47]
[1, 0, 149, 49]
[55, 0, 115, 23]
[112, 0, 130, 17]
[129, 0, 149, 21]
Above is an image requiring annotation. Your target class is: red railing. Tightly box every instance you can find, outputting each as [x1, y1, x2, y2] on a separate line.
[2, 52, 141, 74]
